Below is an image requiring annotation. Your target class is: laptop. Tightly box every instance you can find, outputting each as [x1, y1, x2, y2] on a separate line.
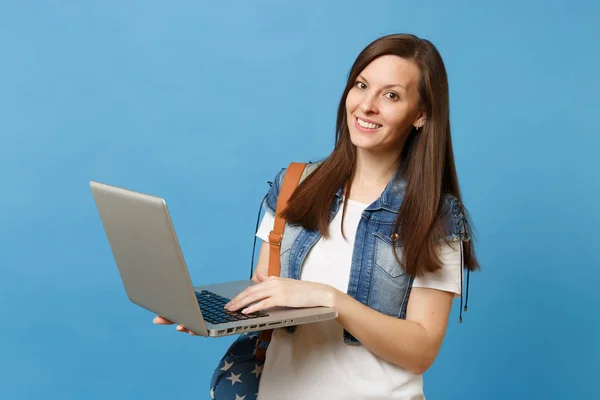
[90, 180, 338, 337]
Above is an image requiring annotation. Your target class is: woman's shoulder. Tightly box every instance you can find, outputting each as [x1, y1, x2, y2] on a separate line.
[439, 194, 472, 242]
[263, 159, 325, 214]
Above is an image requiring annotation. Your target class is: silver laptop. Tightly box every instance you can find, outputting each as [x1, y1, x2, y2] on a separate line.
[90, 180, 338, 337]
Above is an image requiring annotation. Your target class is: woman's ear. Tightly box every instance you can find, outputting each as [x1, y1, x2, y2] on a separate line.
[413, 110, 427, 130]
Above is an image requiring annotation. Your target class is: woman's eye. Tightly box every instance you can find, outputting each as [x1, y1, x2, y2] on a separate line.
[356, 81, 366, 89]
[385, 92, 399, 100]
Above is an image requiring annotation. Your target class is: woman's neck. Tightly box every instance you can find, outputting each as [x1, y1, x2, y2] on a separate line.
[348, 149, 400, 204]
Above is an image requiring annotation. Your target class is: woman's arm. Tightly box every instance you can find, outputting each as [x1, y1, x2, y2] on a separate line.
[229, 237, 457, 374]
[251, 241, 270, 282]
[228, 270, 454, 375]
[331, 286, 454, 375]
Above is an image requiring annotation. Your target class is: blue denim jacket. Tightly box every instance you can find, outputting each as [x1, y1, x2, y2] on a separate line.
[263, 161, 471, 345]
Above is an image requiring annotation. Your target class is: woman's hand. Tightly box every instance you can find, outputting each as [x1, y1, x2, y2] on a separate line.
[152, 272, 337, 335]
[152, 315, 199, 336]
[225, 272, 337, 314]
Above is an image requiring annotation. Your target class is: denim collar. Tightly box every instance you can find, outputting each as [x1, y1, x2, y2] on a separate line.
[333, 169, 406, 213]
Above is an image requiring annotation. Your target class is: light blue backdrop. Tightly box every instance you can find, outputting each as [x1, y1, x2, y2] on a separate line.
[1, 1, 598, 399]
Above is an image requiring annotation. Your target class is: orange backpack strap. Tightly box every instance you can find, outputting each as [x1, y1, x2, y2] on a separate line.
[256, 162, 307, 361]
[267, 162, 307, 277]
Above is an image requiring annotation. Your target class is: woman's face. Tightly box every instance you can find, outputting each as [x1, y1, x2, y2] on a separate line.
[345, 55, 425, 155]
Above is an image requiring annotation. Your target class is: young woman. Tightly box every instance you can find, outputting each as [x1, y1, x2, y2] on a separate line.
[155, 33, 479, 399]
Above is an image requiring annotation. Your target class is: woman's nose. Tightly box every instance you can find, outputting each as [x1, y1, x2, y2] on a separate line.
[359, 95, 378, 114]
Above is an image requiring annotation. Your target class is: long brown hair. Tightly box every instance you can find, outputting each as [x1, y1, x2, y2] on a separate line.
[282, 33, 479, 277]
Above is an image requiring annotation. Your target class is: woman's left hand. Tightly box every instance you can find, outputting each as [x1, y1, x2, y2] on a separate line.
[225, 272, 336, 314]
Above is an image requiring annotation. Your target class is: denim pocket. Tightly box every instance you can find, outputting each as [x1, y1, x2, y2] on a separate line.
[373, 230, 404, 279]
[370, 229, 410, 318]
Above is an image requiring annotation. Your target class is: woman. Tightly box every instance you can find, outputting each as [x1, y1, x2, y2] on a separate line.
[156, 33, 479, 399]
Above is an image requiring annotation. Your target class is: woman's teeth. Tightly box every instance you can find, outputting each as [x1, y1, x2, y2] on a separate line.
[357, 118, 382, 129]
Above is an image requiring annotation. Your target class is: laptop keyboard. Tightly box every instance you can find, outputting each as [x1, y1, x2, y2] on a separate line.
[195, 290, 269, 325]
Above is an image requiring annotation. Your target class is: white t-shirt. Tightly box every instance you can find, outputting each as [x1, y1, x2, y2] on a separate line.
[255, 197, 462, 400]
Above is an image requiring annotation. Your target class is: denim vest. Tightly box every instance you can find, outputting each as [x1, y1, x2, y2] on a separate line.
[263, 161, 471, 345]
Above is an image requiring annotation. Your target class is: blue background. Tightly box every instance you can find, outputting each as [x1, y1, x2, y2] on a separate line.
[1, 0, 598, 399]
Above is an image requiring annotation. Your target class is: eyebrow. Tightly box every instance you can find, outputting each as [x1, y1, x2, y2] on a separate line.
[358, 74, 407, 91]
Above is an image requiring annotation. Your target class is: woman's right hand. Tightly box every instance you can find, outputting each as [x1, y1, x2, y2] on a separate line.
[153, 315, 199, 335]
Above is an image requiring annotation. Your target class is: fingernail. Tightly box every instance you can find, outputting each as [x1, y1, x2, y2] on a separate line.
[241, 308, 249, 314]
